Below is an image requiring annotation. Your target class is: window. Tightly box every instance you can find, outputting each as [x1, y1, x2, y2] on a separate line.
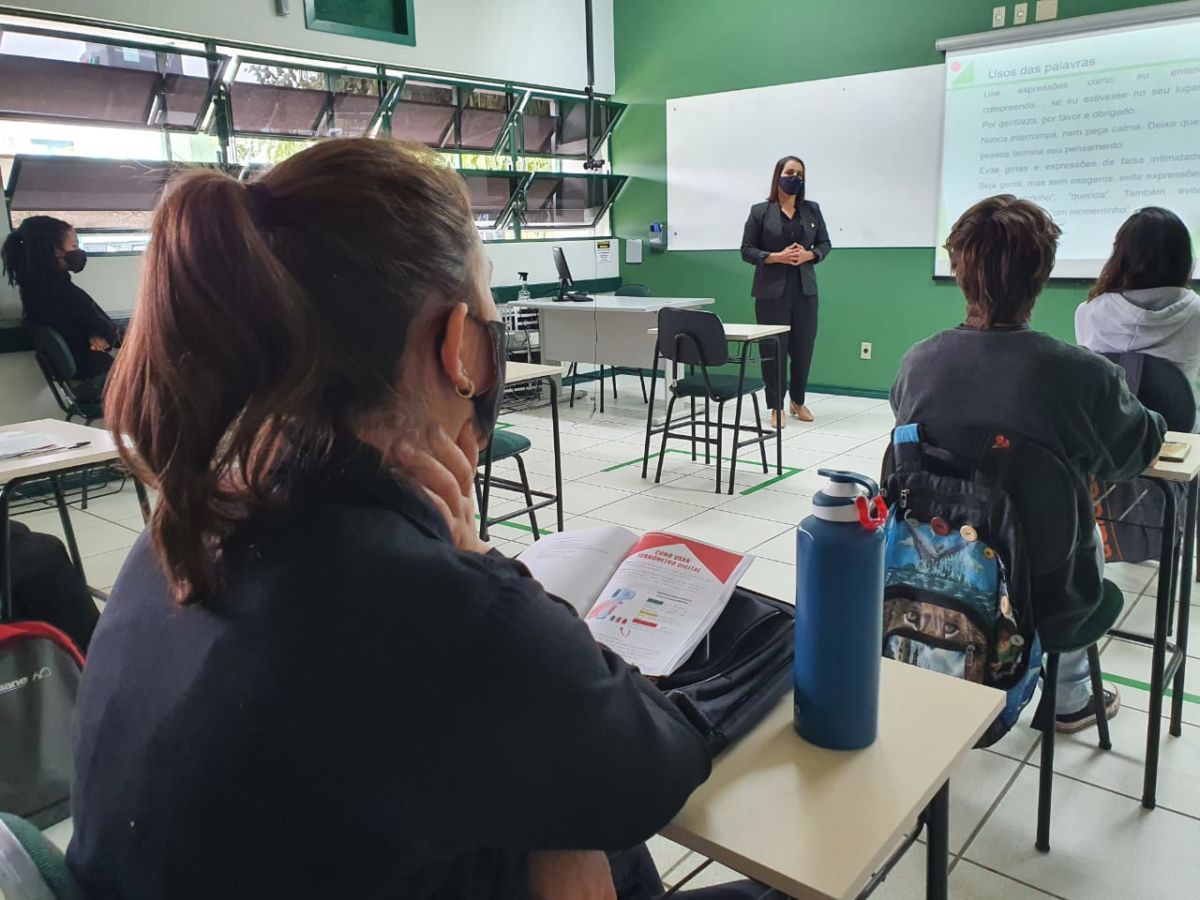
[0, 29, 217, 131]
[305, 0, 414, 47]
[521, 95, 624, 158]
[519, 173, 626, 230]
[227, 59, 385, 139]
[0, 15, 625, 255]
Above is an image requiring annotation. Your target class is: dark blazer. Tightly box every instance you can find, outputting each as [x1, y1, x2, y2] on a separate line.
[740, 200, 832, 300]
[68, 445, 711, 899]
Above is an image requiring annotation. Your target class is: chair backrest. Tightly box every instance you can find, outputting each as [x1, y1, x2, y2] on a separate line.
[615, 283, 650, 297]
[656, 307, 728, 368]
[1101, 351, 1196, 433]
[28, 326, 76, 383]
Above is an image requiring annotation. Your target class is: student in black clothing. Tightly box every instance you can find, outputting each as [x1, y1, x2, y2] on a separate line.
[1, 216, 121, 403]
[71, 140, 781, 900]
[7, 521, 98, 652]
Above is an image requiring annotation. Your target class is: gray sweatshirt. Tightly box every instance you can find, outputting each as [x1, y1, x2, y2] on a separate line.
[891, 326, 1165, 644]
[1075, 287, 1200, 430]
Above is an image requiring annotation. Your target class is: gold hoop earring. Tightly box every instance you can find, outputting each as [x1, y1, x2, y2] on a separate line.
[455, 378, 476, 400]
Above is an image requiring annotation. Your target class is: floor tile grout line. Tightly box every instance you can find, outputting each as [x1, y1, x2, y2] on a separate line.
[954, 859, 1069, 900]
[1025, 763, 1200, 824]
[953, 743, 1036, 866]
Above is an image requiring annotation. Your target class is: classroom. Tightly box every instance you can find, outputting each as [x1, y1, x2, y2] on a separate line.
[1, 0, 1199, 897]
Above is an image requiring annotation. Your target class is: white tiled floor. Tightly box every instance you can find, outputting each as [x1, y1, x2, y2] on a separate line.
[26, 377, 1200, 898]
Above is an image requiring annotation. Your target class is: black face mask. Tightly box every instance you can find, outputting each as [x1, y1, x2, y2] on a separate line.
[63, 248, 87, 273]
[778, 175, 805, 197]
[464, 317, 507, 444]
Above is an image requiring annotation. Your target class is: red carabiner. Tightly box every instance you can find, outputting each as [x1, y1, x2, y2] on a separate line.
[855, 495, 889, 532]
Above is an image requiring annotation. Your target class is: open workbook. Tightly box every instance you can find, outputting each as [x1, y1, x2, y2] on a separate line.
[518, 526, 753, 678]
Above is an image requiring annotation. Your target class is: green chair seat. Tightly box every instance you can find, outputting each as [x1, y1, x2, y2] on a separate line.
[1041, 578, 1125, 654]
[0, 813, 85, 900]
[674, 373, 764, 402]
[488, 430, 532, 461]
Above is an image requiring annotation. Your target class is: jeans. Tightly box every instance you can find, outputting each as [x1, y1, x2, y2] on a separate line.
[1050, 526, 1108, 715]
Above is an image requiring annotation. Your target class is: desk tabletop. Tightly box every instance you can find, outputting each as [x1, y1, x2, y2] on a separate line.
[521, 296, 714, 313]
[506, 362, 562, 385]
[648, 322, 791, 341]
[663, 660, 1004, 900]
[0, 419, 120, 484]
[1145, 431, 1200, 483]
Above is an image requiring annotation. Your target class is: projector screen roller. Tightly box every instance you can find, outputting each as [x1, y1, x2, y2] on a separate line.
[936, 17, 1200, 278]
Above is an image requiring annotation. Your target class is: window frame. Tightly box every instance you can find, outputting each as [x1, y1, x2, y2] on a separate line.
[0, 23, 225, 133]
[516, 171, 627, 232]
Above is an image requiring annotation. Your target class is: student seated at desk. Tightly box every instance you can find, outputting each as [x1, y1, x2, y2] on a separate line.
[891, 195, 1165, 733]
[1, 217, 121, 404]
[7, 520, 98, 652]
[1076, 207, 1200, 429]
[69, 139, 777, 900]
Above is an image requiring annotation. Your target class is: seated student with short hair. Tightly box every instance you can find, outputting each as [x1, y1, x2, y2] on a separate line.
[68, 139, 779, 900]
[891, 195, 1165, 733]
[1076, 207, 1200, 429]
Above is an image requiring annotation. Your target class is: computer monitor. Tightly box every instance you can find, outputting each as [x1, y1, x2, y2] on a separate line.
[552, 246, 573, 299]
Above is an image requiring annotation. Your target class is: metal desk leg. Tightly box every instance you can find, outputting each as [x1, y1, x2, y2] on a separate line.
[548, 378, 564, 532]
[1172, 478, 1197, 737]
[775, 334, 784, 476]
[50, 475, 85, 579]
[134, 478, 152, 525]
[0, 486, 11, 622]
[1143, 477, 1177, 809]
[925, 781, 950, 900]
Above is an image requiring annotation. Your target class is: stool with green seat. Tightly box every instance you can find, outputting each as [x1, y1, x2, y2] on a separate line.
[0, 813, 85, 900]
[641, 307, 770, 495]
[477, 429, 557, 542]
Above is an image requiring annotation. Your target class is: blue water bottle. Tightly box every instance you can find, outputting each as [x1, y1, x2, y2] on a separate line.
[793, 469, 887, 750]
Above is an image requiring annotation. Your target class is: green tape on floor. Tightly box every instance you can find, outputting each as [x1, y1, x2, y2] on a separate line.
[475, 514, 534, 534]
[1102, 672, 1200, 706]
[603, 448, 801, 496]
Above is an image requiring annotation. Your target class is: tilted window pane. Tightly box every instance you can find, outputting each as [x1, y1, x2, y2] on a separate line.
[230, 63, 329, 136]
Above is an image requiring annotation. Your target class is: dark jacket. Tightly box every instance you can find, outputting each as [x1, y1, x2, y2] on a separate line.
[67, 447, 711, 899]
[21, 272, 119, 380]
[891, 326, 1166, 646]
[740, 200, 832, 299]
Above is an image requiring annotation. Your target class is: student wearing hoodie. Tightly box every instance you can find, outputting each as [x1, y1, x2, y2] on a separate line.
[1076, 208, 1200, 429]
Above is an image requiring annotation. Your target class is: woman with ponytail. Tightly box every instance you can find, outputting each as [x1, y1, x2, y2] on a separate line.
[1, 216, 120, 402]
[67, 139, 740, 900]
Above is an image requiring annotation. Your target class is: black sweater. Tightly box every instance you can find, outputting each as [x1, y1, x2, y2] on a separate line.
[22, 272, 118, 379]
[67, 449, 711, 899]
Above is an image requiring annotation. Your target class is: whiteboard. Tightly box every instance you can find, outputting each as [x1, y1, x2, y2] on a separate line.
[666, 65, 946, 251]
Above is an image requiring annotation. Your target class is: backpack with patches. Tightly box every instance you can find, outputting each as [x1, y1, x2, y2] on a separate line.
[880, 424, 1042, 747]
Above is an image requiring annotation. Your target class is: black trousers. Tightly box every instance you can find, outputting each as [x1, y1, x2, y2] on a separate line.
[755, 292, 818, 410]
[8, 521, 98, 652]
[612, 844, 791, 899]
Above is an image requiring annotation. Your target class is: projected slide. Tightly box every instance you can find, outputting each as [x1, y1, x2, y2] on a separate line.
[936, 18, 1200, 278]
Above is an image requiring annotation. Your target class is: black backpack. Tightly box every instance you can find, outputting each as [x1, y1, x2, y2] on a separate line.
[0, 620, 83, 827]
[881, 424, 1042, 747]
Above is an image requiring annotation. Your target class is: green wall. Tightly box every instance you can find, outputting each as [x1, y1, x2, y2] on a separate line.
[610, 0, 1188, 395]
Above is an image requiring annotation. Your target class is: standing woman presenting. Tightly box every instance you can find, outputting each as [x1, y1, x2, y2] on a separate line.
[741, 156, 832, 426]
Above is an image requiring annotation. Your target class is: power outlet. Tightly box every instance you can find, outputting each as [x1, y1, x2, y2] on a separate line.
[992, 5, 1006, 28]
[1014, 2, 1029, 24]
[860, 341, 873, 361]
